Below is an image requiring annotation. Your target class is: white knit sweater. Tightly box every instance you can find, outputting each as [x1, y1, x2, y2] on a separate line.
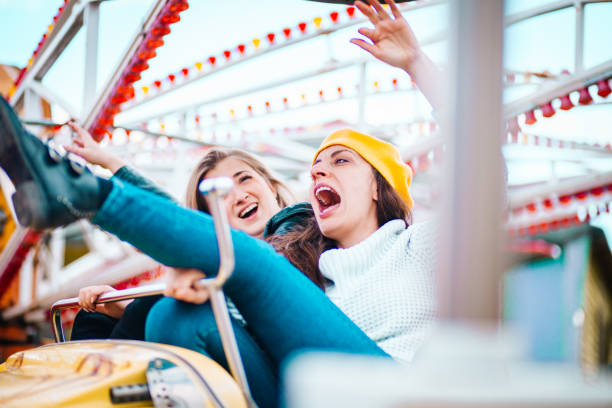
[320, 219, 437, 363]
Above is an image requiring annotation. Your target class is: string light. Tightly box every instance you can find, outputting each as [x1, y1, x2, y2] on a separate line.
[88, 0, 189, 141]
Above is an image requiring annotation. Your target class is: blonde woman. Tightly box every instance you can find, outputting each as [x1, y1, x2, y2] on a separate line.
[68, 126, 297, 339]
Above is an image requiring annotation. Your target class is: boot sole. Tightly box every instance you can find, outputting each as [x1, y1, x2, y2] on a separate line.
[12, 182, 49, 230]
[0, 98, 50, 229]
[0, 98, 36, 186]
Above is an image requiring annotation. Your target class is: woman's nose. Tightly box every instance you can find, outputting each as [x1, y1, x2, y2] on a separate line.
[232, 188, 249, 204]
[310, 164, 328, 179]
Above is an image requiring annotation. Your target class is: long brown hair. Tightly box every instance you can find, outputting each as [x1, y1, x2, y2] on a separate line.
[266, 167, 412, 289]
[184, 148, 294, 212]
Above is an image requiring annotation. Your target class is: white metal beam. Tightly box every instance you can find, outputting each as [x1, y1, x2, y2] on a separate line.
[508, 170, 612, 208]
[28, 80, 79, 119]
[503, 60, 612, 119]
[10, 0, 85, 108]
[504, 0, 612, 27]
[575, 1, 585, 73]
[83, 2, 101, 113]
[3, 252, 160, 320]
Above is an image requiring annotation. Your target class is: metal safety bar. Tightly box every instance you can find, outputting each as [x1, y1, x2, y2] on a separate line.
[197, 177, 255, 407]
[50, 177, 255, 407]
[51, 282, 165, 343]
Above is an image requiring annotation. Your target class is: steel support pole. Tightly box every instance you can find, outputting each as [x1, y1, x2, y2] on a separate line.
[83, 2, 101, 113]
[574, 1, 585, 73]
[357, 61, 367, 130]
[23, 89, 43, 133]
[438, 0, 506, 321]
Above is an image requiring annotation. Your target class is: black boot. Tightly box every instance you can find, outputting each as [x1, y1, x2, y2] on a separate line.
[0, 96, 105, 229]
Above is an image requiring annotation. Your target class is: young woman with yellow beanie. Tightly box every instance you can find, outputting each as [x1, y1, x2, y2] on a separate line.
[148, 0, 440, 368]
[0, 1, 438, 406]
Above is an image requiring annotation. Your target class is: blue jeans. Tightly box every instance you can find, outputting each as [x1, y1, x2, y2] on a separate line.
[92, 179, 388, 406]
[147, 301, 278, 408]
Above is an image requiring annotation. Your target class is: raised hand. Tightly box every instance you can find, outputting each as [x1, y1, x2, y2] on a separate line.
[351, 0, 421, 71]
[351, 0, 443, 111]
[64, 121, 126, 173]
[164, 267, 211, 304]
[78, 285, 131, 319]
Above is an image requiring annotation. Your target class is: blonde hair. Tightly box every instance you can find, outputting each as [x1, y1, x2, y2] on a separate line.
[184, 148, 294, 212]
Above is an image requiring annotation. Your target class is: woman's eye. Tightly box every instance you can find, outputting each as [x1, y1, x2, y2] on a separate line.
[239, 175, 252, 183]
[335, 158, 348, 164]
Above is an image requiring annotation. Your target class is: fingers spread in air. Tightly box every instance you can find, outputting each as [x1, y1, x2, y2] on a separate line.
[358, 27, 376, 41]
[365, 0, 390, 20]
[386, 0, 403, 19]
[355, 0, 379, 23]
[350, 38, 376, 55]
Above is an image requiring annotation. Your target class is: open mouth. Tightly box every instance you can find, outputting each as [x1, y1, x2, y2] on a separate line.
[239, 203, 258, 219]
[314, 185, 341, 217]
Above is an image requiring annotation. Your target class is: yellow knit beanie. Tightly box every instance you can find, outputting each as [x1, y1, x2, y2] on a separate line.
[313, 128, 413, 208]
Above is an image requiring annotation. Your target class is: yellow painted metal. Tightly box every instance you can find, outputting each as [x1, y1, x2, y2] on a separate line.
[0, 183, 16, 253]
[0, 183, 18, 310]
[0, 340, 247, 408]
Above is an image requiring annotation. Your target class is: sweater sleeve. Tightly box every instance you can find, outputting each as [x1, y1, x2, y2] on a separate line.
[112, 165, 175, 203]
